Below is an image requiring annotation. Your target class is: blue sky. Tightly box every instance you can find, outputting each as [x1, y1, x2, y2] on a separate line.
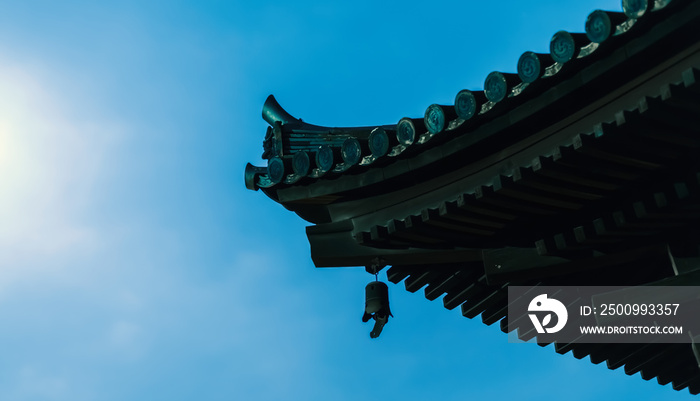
[0, 0, 693, 400]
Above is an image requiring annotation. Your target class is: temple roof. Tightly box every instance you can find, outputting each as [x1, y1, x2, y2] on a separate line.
[244, 0, 700, 393]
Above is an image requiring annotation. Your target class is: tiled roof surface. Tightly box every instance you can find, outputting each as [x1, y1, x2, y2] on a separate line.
[245, 0, 684, 195]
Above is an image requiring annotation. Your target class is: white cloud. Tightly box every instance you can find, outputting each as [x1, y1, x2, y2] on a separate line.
[0, 58, 123, 283]
[108, 320, 142, 347]
[13, 366, 70, 401]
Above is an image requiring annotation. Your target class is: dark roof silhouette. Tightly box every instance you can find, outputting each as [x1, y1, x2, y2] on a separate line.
[245, 0, 700, 393]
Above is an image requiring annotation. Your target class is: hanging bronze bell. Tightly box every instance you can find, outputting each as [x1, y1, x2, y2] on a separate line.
[362, 281, 393, 338]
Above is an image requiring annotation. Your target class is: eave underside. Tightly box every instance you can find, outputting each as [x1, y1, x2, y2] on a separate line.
[303, 69, 700, 393]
